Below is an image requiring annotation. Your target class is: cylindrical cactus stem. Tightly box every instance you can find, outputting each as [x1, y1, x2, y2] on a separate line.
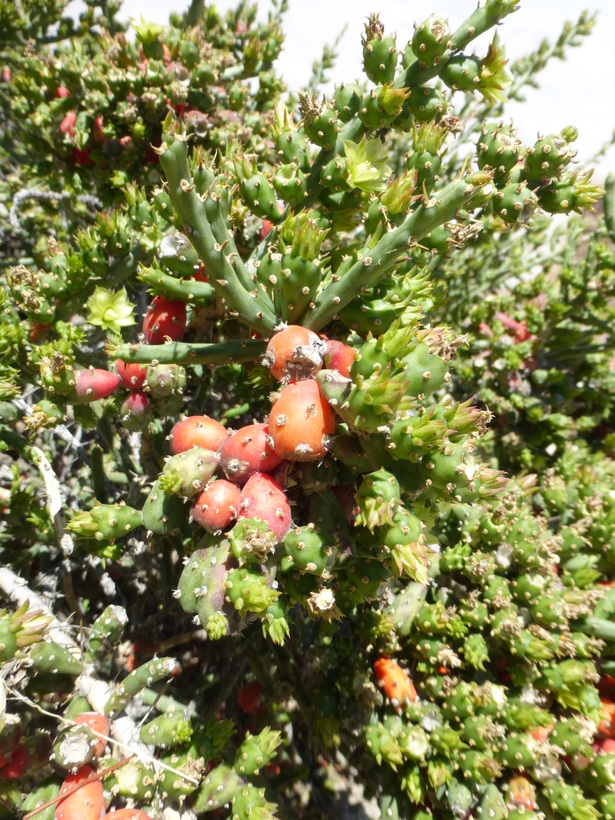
[158, 134, 277, 332]
[398, 0, 520, 89]
[303, 173, 492, 331]
[138, 712, 193, 748]
[575, 616, 615, 643]
[104, 656, 181, 717]
[29, 639, 84, 675]
[66, 503, 143, 543]
[138, 266, 214, 305]
[191, 763, 245, 813]
[234, 727, 282, 776]
[85, 604, 128, 663]
[112, 338, 266, 367]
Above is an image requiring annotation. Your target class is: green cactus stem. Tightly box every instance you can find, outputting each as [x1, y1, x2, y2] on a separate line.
[138, 266, 215, 305]
[303, 173, 492, 331]
[66, 502, 143, 543]
[85, 604, 128, 663]
[112, 338, 266, 367]
[157, 133, 277, 333]
[397, 0, 521, 89]
[104, 656, 181, 717]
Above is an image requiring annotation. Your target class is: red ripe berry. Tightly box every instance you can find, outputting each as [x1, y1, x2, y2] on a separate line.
[169, 415, 229, 455]
[598, 698, 615, 738]
[218, 423, 282, 484]
[60, 110, 77, 136]
[263, 325, 324, 382]
[260, 219, 274, 241]
[268, 380, 335, 462]
[238, 472, 291, 541]
[191, 480, 241, 532]
[56, 765, 105, 820]
[237, 681, 263, 713]
[29, 321, 52, 342]
[72, 713, 110, 758]
[116, 360, 148, 391]
[1, 745, 30, 778]
[54, 85, 71, 98]
[74, 369, 121, 401]
[373, 657, 417, 710]
[323, 339, 357, 379]
[121, 391, 150, 417]
[142, 296, 187, 344]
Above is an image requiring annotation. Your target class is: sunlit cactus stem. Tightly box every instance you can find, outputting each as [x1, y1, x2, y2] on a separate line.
[112, 338, 266, 366]
[303, 172, 492, 331]
[158, 133, 277, 333]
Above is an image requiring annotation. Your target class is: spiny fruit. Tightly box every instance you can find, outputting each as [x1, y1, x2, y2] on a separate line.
[263, 325, 324, 382]
[169, 415, 229, 455]
[373, 657, 417, 710]
[238, 472, 292, 541]
[142, 295, 187, 344]
[55, 764, 105, 820]
[116, 360, 148, 391]
[269, 379, 336, 462]
[74, 369, 121, 402]
[191, 479, 242, 532]
[218, 422, 282, 483]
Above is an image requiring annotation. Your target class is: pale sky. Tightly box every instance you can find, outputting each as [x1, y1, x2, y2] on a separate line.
[67, 0, 615, 177]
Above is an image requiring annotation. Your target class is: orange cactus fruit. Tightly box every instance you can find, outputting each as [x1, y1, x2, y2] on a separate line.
[268, 379, 335, 462]
[263, 325, 324, 382]
[373, 657, 417, 710]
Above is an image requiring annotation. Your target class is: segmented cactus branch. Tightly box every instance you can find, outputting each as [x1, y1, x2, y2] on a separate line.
[158, 134, 278, 333]
[303, 173, 492, 330]
[113, 338, 266, 366]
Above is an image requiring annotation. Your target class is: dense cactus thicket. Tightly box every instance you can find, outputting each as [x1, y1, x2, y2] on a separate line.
[1, 1, 615, 818]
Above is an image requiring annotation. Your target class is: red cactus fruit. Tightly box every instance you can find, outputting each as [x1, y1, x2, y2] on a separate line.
[268, 380, 335, 462]
[121, 391, 150, 417]
[55, 764, 105, 820]
[260, 218, 274, 241]
[103, 811, 154, 819]
[218, 422, 282, 483]
[323, 339, 357, 379]
[191, 480, 241, 532]
[263, 325, 325, 382]
[193, 264, 209, 282]
[142, 296, 187, 344]
[60, 110, 77, 136]
[1, 745, 29, 778]
[116, 360, 148, 391]
[72, 713, 110, 758]
[169, 415, 229, 455]
[74, 369, 121, 401]
[54, 85, 71, 99]
[29, 321, 52, 342]
[238, 472, 292, 541]
[598, 698, 615, 738]
[373, 657, 417, 709]
[237, 681, 263, 713]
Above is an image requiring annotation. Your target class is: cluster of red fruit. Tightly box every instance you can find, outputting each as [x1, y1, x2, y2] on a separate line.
[0, 709, 149, 818]
[115, 294, 188, 421]
[165, 325, 356, 539]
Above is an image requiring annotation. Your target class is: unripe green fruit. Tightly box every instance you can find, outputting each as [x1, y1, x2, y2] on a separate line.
[493, 182, 537, 224]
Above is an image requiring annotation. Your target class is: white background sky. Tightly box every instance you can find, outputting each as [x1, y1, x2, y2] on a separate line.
[68, 0, 615, 178]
